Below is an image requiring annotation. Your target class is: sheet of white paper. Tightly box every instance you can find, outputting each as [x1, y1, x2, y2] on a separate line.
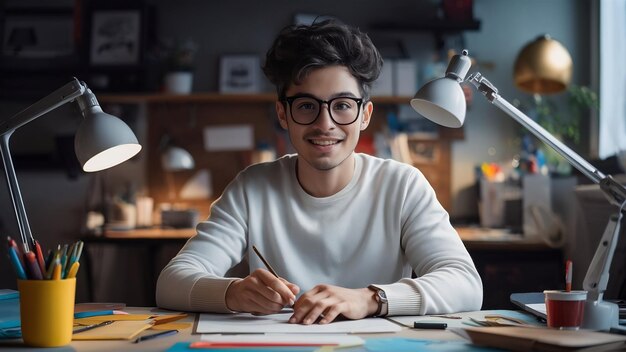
[196, 312, 402, 334]
[200, 334, 364, 346]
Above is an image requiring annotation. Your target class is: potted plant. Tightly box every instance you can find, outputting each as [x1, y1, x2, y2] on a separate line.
[162, 38, 198, 94]
[514, 85, 599, 175]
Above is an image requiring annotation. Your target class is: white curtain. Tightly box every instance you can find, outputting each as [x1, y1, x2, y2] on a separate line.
[599, 0, 626, 159]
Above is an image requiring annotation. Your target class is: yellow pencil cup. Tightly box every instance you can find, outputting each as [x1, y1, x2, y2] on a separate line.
[17, 278, 76, 347]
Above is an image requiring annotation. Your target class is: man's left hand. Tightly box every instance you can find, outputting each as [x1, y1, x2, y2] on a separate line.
[289, 285, 378, 324]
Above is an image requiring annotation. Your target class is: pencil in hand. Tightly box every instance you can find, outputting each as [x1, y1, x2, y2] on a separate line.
[252, 245, 279, 278]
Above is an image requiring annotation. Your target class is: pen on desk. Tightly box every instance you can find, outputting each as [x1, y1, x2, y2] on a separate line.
[429, 315, 462, 319]
[73, 320, 114, 334]
[252, 245, 279, 278]
[413, 322, 447, 329]
[133, 329, 178, 343]
[565, 259, 572, 292]
[189, 342, 337, 348]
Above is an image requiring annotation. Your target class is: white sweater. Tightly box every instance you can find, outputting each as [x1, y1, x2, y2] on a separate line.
[156, 153, 482, 315]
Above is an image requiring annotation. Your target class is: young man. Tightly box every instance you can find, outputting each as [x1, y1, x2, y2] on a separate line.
[156, 20, 482, 324]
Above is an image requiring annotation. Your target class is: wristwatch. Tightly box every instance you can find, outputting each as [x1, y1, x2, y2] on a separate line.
[368, 285, 388, 317]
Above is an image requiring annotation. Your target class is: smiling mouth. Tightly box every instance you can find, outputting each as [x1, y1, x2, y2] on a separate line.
[309, 139, 341, 146]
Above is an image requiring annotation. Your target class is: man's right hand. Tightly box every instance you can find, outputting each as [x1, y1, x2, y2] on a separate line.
[225, 269, 299, 314]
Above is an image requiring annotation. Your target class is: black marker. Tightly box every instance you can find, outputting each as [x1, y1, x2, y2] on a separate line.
[413, 322, 447, 329]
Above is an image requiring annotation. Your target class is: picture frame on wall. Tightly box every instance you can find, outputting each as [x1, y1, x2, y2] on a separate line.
[219, 55, 261, 93]
[2, 14, 74, 59]
[89, 9, 142, 66]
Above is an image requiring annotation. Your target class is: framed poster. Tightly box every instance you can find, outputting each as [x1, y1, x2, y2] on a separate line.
[2, 14, 74, 58]
[219, 55, 261, 93]
[90, 9, 141, 66]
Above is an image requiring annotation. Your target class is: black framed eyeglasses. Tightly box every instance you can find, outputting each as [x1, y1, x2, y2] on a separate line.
[282, 95, 364, 125]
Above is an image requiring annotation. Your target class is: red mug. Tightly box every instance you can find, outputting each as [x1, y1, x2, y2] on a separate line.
[544, 290, 587, 330]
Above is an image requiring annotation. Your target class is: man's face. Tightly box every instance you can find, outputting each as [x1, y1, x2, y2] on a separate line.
[276, 65, 373, 172]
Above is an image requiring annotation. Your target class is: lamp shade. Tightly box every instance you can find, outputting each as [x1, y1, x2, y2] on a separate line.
[513, 34, 572, 94]
[410, 50, 472, 128]
[75, 107, 142, 172]
[161, 145, 195, 171]
[411, 78, 466, 128]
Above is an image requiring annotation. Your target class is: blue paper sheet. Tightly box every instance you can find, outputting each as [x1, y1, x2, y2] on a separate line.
[362, 338, 504, 351]
[0, 289, 21, 339]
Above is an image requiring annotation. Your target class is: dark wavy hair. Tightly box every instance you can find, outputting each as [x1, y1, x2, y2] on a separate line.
[263, 20, 382, 101]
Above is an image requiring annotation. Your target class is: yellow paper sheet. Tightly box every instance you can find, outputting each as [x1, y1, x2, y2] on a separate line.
[72, 319, 153, 340]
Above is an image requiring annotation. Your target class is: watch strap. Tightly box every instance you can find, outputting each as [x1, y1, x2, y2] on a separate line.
[368, 285, 387, 317]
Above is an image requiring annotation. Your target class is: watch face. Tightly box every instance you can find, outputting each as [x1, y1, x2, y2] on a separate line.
[378, 290, 387, 301]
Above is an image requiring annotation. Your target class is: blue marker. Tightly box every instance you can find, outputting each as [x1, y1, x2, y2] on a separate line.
[8, 247, 26, 280]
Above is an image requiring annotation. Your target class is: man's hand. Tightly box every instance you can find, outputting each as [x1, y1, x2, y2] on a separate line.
[225, 269, 299, 314]
[289, 285, 378, 324]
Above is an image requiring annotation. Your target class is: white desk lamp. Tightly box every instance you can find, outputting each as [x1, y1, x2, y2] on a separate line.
[1, 78, 142, 254]
[411, 50, 626, 331]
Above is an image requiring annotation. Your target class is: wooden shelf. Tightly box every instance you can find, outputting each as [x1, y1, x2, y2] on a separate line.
[98, 92, 414, 105]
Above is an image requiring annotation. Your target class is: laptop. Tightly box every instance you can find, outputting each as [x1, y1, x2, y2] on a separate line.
[510, 292, 546, 321]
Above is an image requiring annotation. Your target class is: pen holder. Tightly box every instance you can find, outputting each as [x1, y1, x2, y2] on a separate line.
[17, 278, 76, 347]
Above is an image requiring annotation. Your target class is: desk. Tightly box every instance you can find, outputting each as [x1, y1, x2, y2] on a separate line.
[0, 307, 507, 351]
[83, 227, 562, 309]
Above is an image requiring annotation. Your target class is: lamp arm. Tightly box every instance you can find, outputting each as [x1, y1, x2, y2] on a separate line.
[583, 209, 623, 301]
[0, 78, 86, 251]
[0, 78, 85, 136]
[0, 134, 31, 250]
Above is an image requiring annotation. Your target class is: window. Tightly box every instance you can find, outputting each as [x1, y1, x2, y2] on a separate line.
[598, 0, 626, 159]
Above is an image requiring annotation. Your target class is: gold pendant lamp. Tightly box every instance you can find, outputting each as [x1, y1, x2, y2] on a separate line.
[513, 34, 573, 94]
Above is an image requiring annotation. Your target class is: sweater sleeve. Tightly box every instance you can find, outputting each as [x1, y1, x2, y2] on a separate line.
[156, 175, 249, 312]
[388, 169, 483, 315]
